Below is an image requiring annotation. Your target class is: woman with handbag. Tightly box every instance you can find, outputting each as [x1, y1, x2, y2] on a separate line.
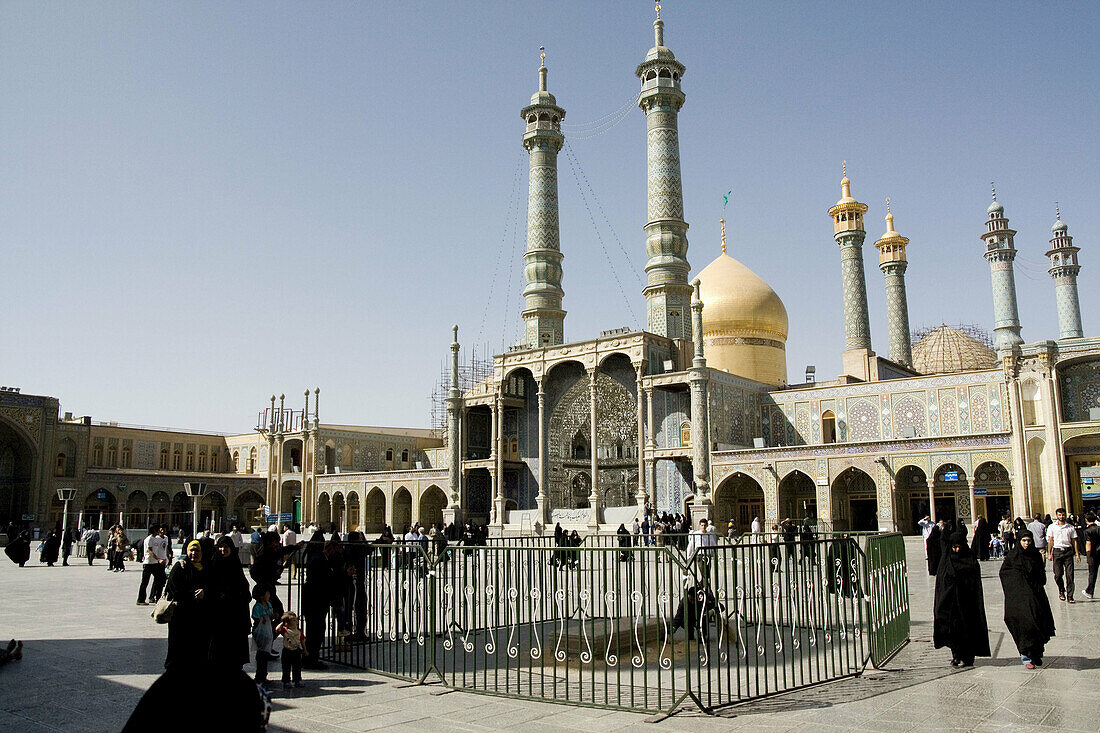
[163, 540, 212, 669]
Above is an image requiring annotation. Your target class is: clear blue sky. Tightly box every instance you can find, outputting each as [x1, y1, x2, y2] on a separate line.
[2, 2, 1098, 432]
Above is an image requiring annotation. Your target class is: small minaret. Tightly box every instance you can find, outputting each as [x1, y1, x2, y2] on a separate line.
[637, 3, 693, 340]
[521, 48, 566, 348]
[828, 164, 874, 375]
[981, 186, 1024, 352]
[446, 326, 464, 516]
[875, 199, 913, 367]
[1047, 205, 1084, 339]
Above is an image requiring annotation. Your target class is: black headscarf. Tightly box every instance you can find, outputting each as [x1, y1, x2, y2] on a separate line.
[999, 530, 1055, 657]
[933, 531, 990, 659]
[925, 523, 943, 576]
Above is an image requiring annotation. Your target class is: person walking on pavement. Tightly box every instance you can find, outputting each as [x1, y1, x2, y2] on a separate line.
[1048, 508, 1080, 603]
[1027, 514, 1048, 559]
[1082, 512, 1100, 600]
[61, 526, 75, 566]
[81, 526, 99, 566]
[933, 531, 991, 667]
[999, 530, 1055, 669]
[137, 525, 170, 605]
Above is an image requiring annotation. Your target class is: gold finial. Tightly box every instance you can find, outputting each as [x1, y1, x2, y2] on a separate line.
[655, 2, 661, 20]
[1055, 201, 1061, 220]
[885, 198, 895, 232]
[842, 160, 847, 177]
[720, 218, 726, 254]
[539, 45, 545, 68]
[991, 181, 997, 201]
[885, 196, 891, 215]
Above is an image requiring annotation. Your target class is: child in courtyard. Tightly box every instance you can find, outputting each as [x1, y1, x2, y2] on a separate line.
[275, 611, 306, 688]
[251, 586, 277, 688]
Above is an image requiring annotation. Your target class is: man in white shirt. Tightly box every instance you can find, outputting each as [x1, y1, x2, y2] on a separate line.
[686, 518, 718, 562]
[136, 525, 169, 605]
[281, 524, 297, 547]
[1048, 508, 1080, 603]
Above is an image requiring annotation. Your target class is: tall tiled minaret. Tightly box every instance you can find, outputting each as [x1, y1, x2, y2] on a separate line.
[875, 200, 913, 367]
[521, 49, 566, 348]
[637, 4, 692, 340]
[981, 187, 1024, 353]
[1047, 206, 1084, 339]
[828, 165, 874, 377]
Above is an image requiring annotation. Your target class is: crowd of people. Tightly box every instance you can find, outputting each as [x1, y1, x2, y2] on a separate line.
[926, 507, 1100, 670]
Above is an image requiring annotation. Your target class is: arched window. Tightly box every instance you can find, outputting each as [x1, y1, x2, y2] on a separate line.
[107, 445, 117, 468]
[821, 410, 837, 444]
[198, 450, 207, 472]
[121, 445, 132, 468]
[401, 448, 409, 464]
[172, 449, 182, 471]
[385, 448, 394, 463]
[571, 431, 589, 460]
[185, 450, 194, 471]
[1021, 381, 1041, 426]
[93, 444, 103, 467]
[680, 421, 692, 447]
[210, 451, 219, 473]
[248, 447, 257, 474]
[55, 453, 66, 476]
[159, 447, 169, 470]
[233, 451, 240, 472]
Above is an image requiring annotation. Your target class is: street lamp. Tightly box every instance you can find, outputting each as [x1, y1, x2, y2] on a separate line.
[184, 482, 208, 539]
[57, 488, 75, 554]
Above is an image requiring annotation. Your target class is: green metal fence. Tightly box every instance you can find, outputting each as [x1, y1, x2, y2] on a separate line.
[297, 532, 909, 716]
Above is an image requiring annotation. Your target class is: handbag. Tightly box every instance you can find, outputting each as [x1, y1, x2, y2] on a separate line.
[152, 565, 177, 623]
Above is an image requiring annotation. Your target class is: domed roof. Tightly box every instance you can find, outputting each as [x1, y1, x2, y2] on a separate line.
[1052, 218, 1067, 233]
[912, 325, 997, 375]
[696, 253, 788, 340]
[987, 200, 1004, 215]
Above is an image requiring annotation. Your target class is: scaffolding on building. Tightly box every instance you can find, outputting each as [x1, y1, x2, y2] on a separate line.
[429, 344, 494, 440]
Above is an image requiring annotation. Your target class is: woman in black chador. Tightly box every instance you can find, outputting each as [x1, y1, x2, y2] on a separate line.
[164, 540, 212, 669]
[925, 521, 943, 576]
[933, 531, 990, 667]
[999, 530, 1055, 669]
[616, 524, 631, 562]
[4, 529, 31, 567]
[209, 536, 251, 670]
[971, 516, 991, 561]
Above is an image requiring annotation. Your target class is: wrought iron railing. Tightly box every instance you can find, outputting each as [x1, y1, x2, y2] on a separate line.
[296, 532, 909, 716]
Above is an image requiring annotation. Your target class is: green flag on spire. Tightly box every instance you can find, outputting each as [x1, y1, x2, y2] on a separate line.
[722, 190, 732, 209]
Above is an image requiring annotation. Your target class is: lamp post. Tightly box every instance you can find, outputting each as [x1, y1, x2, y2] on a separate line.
[184, 482, 208, 539]
[57, 488, 75, 555]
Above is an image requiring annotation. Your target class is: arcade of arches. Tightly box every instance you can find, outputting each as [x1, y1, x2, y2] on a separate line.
[316, 485, 447, 534]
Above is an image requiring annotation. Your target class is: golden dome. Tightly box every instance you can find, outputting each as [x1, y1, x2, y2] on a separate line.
[696, 252, 789, 385]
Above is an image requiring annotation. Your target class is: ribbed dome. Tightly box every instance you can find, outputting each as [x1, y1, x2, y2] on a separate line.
[696, 252, 788, 385]
[912, 325, 997, 375]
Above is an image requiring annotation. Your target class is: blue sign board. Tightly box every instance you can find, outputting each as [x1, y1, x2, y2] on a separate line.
[265, 513, 294, 523]
[943, 471, 959, 482]
[973, 487, 987, 497]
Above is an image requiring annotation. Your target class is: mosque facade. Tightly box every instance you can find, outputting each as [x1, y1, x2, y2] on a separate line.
[4, 8, 1099, 537]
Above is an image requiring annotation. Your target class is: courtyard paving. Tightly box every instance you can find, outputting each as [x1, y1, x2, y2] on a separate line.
[0, 538, 1097, 732]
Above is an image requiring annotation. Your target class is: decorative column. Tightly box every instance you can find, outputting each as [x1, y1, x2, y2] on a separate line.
[536, 378, 548, 525]
[493, 394, 504, 526]
[274, 394, 285, 520]
[646, 385, 657, 510]
[688, 280, 711, 525]
[981, 188, 1024, 353]
[636, 4, 693, 340]
[635, 363, 647, 513]
[307, 388, 319, 525]
[521, 49, 567, 348]
[828, 166, 873, 362]
[1047, 208, 1084, 339]
[875, 200, 913, 367]
[588, 366, 600, 527]
[444, 326, 464, 527]
[966, 478, 978, 523]
[925, 478, 937, 522]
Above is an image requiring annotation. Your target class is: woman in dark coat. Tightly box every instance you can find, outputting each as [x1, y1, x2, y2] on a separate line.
[933, 531, 990, 667]
[164, 540, 212, 670]
[971, 516, 991, 561]
[999, 530, 1055, 669]
[827, 535, 861, 597]
[616, 524, 631, 562]
[925, 521, 943, 576]
[208, 536, 251, 670]
[4, 530, 31, 567]
[40, 528, 61, 566]
[373, 525, 394, 569]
